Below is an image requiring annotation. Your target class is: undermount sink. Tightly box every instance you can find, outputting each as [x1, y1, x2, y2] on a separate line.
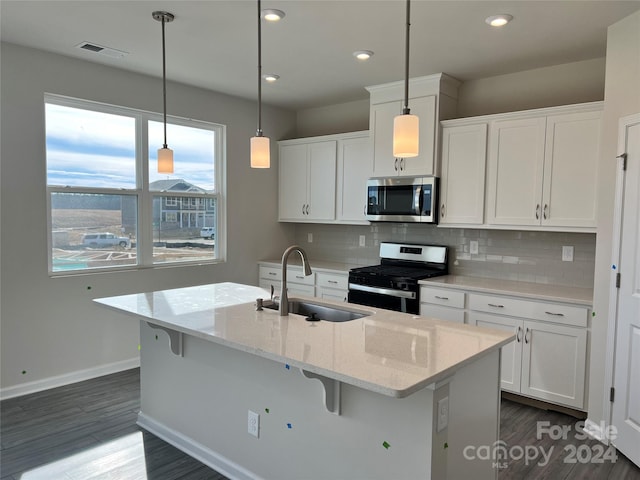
[265, 300, 371, 322]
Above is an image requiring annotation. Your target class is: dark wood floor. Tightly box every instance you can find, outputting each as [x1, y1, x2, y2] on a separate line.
[1, 368, 638, 479]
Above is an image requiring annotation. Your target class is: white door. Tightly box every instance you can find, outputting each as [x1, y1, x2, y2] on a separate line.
[542, 111, 601, 228]
[371, 100, 401, 177]
[307, 141, 337, 221]
[486, 117, 546, 226]
[440, 123, 487, 225]
[337, 135, 372, 223]
[279, 144, 308, 221]
[402, 95, 436, 176]
[472, 312, 522, 392]
[520, 320, 587, 409]
[611, 113, 640, 467]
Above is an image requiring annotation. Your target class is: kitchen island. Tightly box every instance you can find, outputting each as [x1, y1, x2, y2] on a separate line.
[95, 282, 514, 480]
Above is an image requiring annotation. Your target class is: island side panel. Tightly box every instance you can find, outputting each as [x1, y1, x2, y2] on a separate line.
[138, 321, 440, 480]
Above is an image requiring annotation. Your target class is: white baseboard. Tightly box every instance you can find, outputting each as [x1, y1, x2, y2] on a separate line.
[0, 357, 140, 401]
[583, 418, 610, 444]
[137, 412, 263, 480]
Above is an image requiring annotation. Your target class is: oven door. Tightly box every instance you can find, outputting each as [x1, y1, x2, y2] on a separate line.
[348, 284, 420, 314]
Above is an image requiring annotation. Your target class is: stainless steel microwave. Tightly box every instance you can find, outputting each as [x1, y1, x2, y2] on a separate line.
[366, 176, 438, 223]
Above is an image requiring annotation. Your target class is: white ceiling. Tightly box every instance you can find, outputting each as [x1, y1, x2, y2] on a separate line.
[2, 1, 639, 110]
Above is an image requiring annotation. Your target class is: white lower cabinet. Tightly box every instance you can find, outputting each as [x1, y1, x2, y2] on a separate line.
[258, 264, 347, 302]
[420, 284, 589, 410]
[419, 286, 466, 323]
[469, 293, 587, 409]
[315, 271, 348, 302]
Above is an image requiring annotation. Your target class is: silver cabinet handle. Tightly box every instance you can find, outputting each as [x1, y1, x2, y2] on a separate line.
[302, 204, 305, 215]
[441, 204, 445, 218]
[394, 158, 399, 171]
[545, 311, 564, 317]
[328, 280, 339, 284]
[524, 327, 531, 344]
[400, 158, 405, 171]
[434, 295, 449, 300]
[268, 272, 277, 276]
[543, 204, 548, 220]
[306, 204, 310, 215]
[516, 326, 522, 343]
[535, 204, 540, 220]
[488, 303, 504, 308]
[295, 275, 304, 279]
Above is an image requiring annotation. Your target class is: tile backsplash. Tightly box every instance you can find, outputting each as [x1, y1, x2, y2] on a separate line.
[294, 224, 596, 289]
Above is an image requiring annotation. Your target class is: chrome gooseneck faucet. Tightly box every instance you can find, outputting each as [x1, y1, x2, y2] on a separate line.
[280, 245, 312, 316]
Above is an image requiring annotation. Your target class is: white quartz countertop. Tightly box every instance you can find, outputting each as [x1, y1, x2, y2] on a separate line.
[419, 275, 593, 306]
[259, 259, 358, 273]
[95, 282, 514, 398]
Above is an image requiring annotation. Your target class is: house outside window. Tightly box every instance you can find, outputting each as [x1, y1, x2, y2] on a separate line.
[45, 94, 225, 274]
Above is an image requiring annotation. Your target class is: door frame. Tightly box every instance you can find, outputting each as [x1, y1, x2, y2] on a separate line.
[600, 112, 640, 443]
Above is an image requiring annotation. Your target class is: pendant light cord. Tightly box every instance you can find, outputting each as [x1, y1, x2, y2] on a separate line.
[402, 0, 411, 115]
[161, 16, 168, 148]
[256, 0, 263, 137]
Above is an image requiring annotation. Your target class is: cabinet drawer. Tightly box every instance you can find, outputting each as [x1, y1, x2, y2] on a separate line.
[420, 286, 465, 309]
[259, 266, 282, 282]
[468, 293, 587, 327]
[287, 267, 315, 285]
[316, 272, 348, 290]
[420, 303, 465, 324]
[287, 284, 316, 297]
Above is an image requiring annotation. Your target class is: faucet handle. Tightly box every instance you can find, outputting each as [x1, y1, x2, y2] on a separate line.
[255, 298, 264, 311]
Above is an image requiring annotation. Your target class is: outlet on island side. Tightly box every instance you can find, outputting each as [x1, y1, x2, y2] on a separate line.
[248, 410, 260, 438]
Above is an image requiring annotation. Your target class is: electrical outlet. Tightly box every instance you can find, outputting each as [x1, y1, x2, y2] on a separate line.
[470, 241, 479, 255]
[437, 396, 449, 432]
[359, 235, 366, 247]
[307, 233, 313, 243]
[562, 246, 574, 262]
[248, 410, 259, 438]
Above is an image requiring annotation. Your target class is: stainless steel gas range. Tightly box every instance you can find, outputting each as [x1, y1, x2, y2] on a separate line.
[348, 242, 449, 314]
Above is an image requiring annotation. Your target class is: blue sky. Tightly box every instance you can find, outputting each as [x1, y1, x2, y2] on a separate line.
[46, 103, 216, 191]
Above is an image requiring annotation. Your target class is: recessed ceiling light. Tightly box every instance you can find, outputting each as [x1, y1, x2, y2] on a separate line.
[353, 50, 374, 61]
[485, 14, 513, 27]
[262, 73, 280, 82]
[262, 9, 285, 21]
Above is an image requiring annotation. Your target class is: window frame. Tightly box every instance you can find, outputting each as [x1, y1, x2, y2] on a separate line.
[45, 93, 226, 276]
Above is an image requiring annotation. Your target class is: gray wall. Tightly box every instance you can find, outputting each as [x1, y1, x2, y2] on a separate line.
[0, 42, 296, 395]
[589, 10, 640, 429]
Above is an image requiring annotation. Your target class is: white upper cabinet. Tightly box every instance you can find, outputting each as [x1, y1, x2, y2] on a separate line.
[486, 106, 602, 229]
[486, 117, 547, 226]
[541, 111, 601, 228]
[367, 74, 460, 178]
[439, 123, 487, 225]
[279, 140, 337, 222]
[336, 133, 372, 223]
[279, 132, 371, 225]
[370, 96, 437, 177]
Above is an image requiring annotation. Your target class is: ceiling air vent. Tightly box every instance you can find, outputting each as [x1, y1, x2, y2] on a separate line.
[75, 42, 128, 59]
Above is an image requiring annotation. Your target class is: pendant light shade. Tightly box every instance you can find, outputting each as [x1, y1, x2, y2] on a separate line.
[250, 135, 270, 168]
[153, 10, 175, 174]
[393, 113, 419, 158]
[251, 0, 270, 168]
[393, 0, 419, 159]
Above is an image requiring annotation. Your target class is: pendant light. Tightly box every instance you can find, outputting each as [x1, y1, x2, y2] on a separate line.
[393, 0, 419, 158]
[251, 0, 270, 168]
[153, 11, 175, 174]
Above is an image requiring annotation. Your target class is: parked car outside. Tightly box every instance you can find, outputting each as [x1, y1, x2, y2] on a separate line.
[82, 232, 131, 248]
[200, 227, 215, 239]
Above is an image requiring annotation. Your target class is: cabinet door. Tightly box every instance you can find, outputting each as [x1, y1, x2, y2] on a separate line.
[402, 95, 436, 176]
[279, 144, 309, 221]
[486, 117, 546, 225]
[440, 123, 487, 224]
[371, 100, 401, 176]
[542, 111, 601, 228]
[521, 320, 587, 409]
[307, 141, 337, 221]
[337, 135, 372, 223]
[472, 312, 522, 393]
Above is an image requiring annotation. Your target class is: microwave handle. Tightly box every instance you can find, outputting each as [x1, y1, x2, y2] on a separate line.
[414, 185, 423, 215]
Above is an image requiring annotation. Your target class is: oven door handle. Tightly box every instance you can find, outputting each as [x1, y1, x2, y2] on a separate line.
[348, 283, 416, 299]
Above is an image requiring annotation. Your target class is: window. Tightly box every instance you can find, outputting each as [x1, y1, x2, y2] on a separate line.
[46, 95, 225, 274]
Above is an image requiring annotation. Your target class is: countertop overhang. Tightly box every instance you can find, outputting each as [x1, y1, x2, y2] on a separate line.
[95, 282, 514, 398]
